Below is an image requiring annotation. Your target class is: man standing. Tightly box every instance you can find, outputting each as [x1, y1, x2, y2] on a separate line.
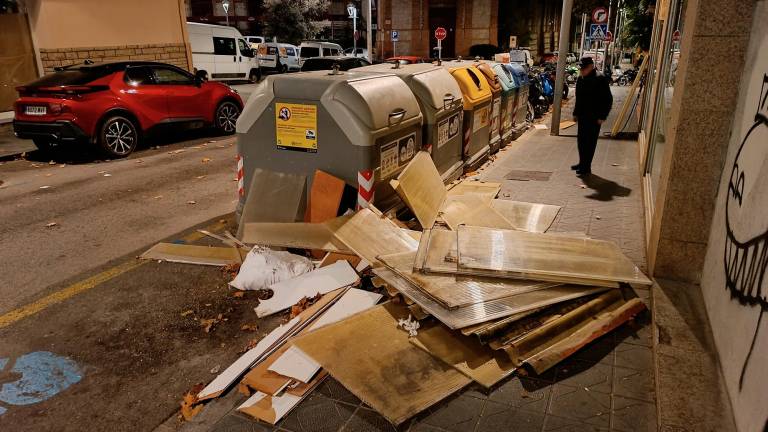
[572, 57, 613, 176]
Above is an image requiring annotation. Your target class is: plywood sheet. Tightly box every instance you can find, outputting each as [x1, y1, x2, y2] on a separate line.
[446, 180, 501, 203]
[307, 170, 345, 223]
[440, 195, 515, 231]
[392, 151, 447, 229]
[140, 243, 244, 266]
[373, 267, 608, 329]
[255, 261, 359, 317]
[410, 324, 516, 388]
[292, 303, 471, 424]
[237, 169, 306, 238]
[238, 370, 326, 424]
[319, 252, 362, 269]
[332, 208, 419, 265]
[456, 226, 652, 286]
[379, 251, 558, 309]
[241, 220, 351, 252]
[489, 200, 561, 233]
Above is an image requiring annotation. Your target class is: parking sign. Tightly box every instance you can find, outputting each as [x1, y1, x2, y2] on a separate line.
[391, 30, 399, 42]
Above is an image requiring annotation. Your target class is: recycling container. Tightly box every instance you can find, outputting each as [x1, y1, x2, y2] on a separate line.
[508, 63, 530, 138]
[236, 70, 423, 216]
[491, 62, 519, 148]
[438, 61, 492, 172]
[355, 62, 465, 183]
[472, 61, 503, 154]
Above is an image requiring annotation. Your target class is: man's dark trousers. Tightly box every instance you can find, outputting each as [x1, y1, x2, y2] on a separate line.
[577, 119, 601, 172]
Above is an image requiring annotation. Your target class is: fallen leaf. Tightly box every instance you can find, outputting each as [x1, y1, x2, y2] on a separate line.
[595, 215, 601, 220]
[201, 158, 212, 163]
[180, 310, 194, 317]
[222, 262, 241, 278]
[208, 140, 218, 143]
[240, 338, 260, 353]
[241, 323, 258, 332]
[180, 383, 205, 421]
[135, 159, 144, 164]
[153, 195, 163, 199]
[45, 173, 53, 177]
[45, 222, 58, 228]
[611, 163, 620, 166]
[209, 365, 221, 374]
[187, 200, 197, 205]
[39, 185, 51, 189]
[289, 293, 323, 318]
[103, 173, 112, 177]
[97, 170, 106, 174]
[195, 175, 206, 179]
[232, 290, 245, 298]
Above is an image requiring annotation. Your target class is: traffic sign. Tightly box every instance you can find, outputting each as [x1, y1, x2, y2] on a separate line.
[391, 30, 399, 42]
[605, 30, 613, 42]
[589, 24, 608, 41]
[592, 7, 608, 24]
[672, 29, 681, 42]
[435, 27, 447, 41]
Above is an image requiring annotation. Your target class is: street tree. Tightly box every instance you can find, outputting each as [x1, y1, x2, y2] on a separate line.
[263, 0, 330, 45]
[622, 0, 655, 50]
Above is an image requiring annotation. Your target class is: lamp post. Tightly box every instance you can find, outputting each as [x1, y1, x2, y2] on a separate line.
[347, 3, 357, 57]
[222, 0, 230, 27]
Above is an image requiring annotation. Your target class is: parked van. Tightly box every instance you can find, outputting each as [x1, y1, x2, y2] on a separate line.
[258, 42, 300, 73]
[298, 41, 343, 65]
[245, 36, 265, 49]
[187, 22, 260, 82]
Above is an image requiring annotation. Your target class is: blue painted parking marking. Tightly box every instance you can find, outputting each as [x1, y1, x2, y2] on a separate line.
[0, 351, 82, 413]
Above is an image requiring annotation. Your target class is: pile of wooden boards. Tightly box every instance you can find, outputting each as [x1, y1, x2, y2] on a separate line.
[182, 154, 652, 426]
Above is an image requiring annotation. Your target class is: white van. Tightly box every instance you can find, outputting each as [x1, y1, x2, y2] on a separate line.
[298, 41, 343, 65]
[258, 42, 300, 73]
[245, 36, 265, 49]
[187, 22, 260, 82]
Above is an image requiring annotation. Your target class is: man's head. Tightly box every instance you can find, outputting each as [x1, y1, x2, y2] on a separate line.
[578, 57, 595, 77]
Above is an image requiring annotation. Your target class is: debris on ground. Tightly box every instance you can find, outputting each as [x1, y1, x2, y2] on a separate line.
[229, 247, 313, 292]
[180, 310, 194, 317]
[179, 383, 205, 420]
[397, 314, 420, 337]
[200, 314, 225, 333]
[45, 222, 58, 228]
[240, 324, 258, 332]
[187, 200, 196, 205]
[289, 293, 323, 318]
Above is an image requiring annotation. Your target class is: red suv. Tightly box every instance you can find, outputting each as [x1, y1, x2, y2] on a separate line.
[13, 61, 243, 157]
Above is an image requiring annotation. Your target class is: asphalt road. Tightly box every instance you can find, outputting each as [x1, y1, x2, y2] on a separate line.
[0, 133, 239, 314]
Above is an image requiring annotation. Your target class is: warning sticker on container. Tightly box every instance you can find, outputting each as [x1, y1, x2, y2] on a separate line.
[504, 99, 514, 129]
[437, 113, 461, 148]
[491, 98, 501, 134]
[380, 132, 417, 179]
[473, 106, 490, 132]
[275, 103, 318, 152]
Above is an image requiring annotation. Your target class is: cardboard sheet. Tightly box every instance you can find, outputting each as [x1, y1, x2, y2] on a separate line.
[446, 180, 501, 203]
[241, 220, 351, 252]
[255, 261, 359, 317]
[379, 251, 557, 309]
[373, 267, 608, 329]
[140, 243, 244, 266]
[456, 226, 652, 287]
[238, 370, 326, 424]
[410, 324, 516, 388]
[292, 303, 471, 424]
[319, 252, 362, 269]
[391, 151, 447, 230]
[237, 169, 306, 238]
[332, 208, 419, 265]
[489, 200, 561, 233]
[440, 194, 515, 231]
[307, 170, 345, 223]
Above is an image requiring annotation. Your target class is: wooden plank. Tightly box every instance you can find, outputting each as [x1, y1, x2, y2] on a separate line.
[139, 243, 245, 266]
[391, 151, 447, 230]
[292, 303, 471, 424]
[307, 170, 346, 223]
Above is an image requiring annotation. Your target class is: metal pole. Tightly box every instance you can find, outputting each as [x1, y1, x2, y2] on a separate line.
[394, 40, 397, 57]
[603, 0, 613, 71]
[550, 0, 573, 136]
[612, 0, 622, 66]
[353, 9, 357, 57]
[578, 13, 586, 59]
[365, 0, 372, 62]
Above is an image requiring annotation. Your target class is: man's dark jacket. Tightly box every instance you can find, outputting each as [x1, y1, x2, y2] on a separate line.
[573, 70, 613, 121]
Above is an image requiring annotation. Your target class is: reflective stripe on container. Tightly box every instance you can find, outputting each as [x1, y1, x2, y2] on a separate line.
[357, 169, 374, 209]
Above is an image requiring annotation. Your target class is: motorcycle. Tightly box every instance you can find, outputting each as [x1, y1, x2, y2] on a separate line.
[527, 71, 550, 120]
[566, 65, 579, 85]
[542, 64, 570, 100]
[617, 68, 638, 86]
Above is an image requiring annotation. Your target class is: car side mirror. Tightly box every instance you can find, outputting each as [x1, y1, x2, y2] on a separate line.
[194, 76, 203, 87]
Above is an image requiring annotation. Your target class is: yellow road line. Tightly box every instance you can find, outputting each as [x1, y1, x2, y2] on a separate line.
[0, 219, 229, 329]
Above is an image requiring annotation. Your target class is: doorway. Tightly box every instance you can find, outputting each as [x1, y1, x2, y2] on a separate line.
[0, 8, 38, 112]
[428, 0, 456, 58]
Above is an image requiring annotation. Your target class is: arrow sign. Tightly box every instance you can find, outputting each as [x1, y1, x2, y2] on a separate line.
[592, 7, 608, 24]
[589, 24, 608, 41]
[435, 27, 447, 41]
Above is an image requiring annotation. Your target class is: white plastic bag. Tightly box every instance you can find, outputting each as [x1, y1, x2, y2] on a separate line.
[230, 246, 313, 291]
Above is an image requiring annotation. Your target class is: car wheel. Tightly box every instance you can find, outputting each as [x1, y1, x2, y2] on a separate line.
[248, 69, 260, 83]
[98, 115, 138, 158]
[526, 102, 535, 123]
[215, 101, 240, 135]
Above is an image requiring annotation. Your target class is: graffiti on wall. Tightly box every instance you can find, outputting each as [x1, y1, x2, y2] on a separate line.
[723, 73, 768, 390]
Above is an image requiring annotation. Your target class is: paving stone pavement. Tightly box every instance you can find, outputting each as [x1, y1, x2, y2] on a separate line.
[200, 86, 656, 432]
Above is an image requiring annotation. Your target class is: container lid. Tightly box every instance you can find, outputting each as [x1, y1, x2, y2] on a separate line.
[507, 63, 529, 86]
[333, 73, 421, 130]
[473, 62, 501, 93]
[491, 63, 517, 92]
[354, 63, 463, 111]
[446, 66, 492, 107]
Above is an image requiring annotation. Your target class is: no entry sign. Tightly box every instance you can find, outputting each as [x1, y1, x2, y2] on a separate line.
[435, 27, 447, 41]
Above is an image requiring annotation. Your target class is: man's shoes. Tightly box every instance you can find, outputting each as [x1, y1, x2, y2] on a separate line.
[576, 168, 592, 177]
[570, 164, 580, 171]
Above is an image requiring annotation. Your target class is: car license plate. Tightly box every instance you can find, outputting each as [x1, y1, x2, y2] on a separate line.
[25, 106, 47, 116]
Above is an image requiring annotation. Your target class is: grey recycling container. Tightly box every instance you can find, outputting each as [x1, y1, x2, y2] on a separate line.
[236, 70, 423, 216]
[355, 62, 464, 183]
[508, 63, 530, 138]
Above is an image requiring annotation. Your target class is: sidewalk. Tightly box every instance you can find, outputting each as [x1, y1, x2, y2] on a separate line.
[0, 123, 36, 159]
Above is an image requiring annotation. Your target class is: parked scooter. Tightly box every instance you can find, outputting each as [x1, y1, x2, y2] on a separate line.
[617, 68, 638, 86]
[527, 70, 550, 120]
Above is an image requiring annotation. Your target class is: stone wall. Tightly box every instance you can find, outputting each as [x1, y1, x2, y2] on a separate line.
[38, 43, 189, 74]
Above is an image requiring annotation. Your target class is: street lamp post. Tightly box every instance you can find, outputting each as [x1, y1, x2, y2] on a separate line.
[347, 3, 357, 57]
[222, 0, 230, 27]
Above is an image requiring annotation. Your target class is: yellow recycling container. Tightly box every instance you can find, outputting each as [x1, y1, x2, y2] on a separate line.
[439, 61, 492, 172]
